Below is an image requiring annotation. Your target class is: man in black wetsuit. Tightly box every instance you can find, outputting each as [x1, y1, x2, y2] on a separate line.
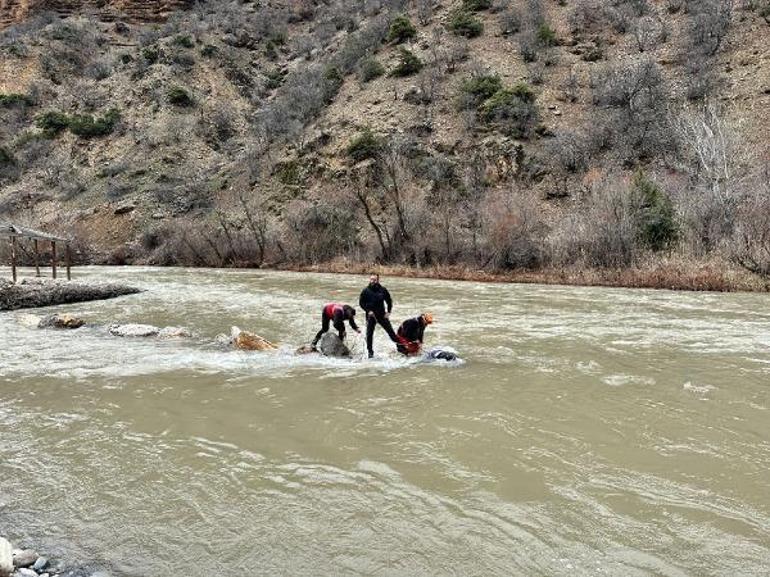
[396, 313, 434, 355]
[312, 303, 360, 350]
[359, 273, 401, 358]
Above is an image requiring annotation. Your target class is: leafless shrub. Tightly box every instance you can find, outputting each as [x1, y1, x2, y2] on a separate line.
[481, 189, 547, 270]
[632, 15, 666, 52]
[575, 177, 641, 268]
[282, 199, 360, 263]
[731, 181, 770, 277]
[688, 0, 732, 56]
[416, 0, 434, 25]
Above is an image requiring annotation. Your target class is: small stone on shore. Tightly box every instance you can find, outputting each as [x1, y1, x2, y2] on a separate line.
[16, 568, 38, 577]
[12, 550, 38, 569]
[31, 558, 48, 572]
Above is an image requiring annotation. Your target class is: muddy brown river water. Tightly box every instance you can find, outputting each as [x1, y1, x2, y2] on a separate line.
[1, 267, 769, 576]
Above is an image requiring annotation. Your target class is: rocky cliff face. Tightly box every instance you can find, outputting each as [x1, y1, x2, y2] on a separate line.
[0, 0, 192, 29]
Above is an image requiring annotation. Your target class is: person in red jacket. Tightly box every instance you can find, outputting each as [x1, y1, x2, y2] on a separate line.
[312, 303, 360, 350]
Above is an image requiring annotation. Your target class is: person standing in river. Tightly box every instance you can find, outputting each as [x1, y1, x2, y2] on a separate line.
[359, 273, 402, 358]
[311, 303, 361, 350]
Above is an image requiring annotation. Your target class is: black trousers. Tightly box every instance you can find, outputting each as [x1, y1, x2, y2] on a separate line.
[366, 313, 399, 355]
[312, 314, 344, 346]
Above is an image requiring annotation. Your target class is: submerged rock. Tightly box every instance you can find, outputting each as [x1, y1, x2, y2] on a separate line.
[12, 549, 38, 568]
[108, 323, 159, 338]
[38, 314, 85, 329]
[158, 326, 193, 339]
[0, 537, 12, 577]
[318, 333, 350, 358]
[230, 326, 277, 351]
[16, 568, 38, 577]
[295, 344, 317, 355]
[32, 557, 48, 572]
[0, 278, 141, 311]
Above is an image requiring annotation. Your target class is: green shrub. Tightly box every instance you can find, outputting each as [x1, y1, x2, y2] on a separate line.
[347, 129, 383, 162]
[460, 74, 502, 107]
[265, 68, 287, 90]
[68, 108, 120, 138]
[173, 35, 195, 48]
[480, 83, 538, 138]
[359, 57, 385, 82]
[35, 108, 120, 138]
[142, 46, 160, 64]
[36, 111, 71, 136]
[462, 0, 492, 11]
[201, 44, 218, 58]
[389, 47, 423, 77]
[632, 170, 678, 251]
[537, 23, 557, 46]
[167, 86, 195, 107]
[323, 66, 344, 102]
[275, 160, 303, 185]
[0, 146, 15, 166]
[387, 15, 417, 43]
[449, 10, 484, 37]
[0, 93, 33, 108]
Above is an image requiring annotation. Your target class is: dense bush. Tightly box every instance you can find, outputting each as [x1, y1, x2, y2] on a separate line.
[35, 111, 71, 136]
[34, 108, 120, 138]
[387, 15, 417, 43]
[462, 0, 493, 11]
[0, 93, 33, 108]
[168, 86, 195, 107]
[632, 170, 678, 251]
[389, 48, 424, 77]
[449, 10, 485, 37]
[480, 83, 539, 138]
[347, 129, 384, 161]
[536, 23, 557, 46]
[459, 74, 503, 108]
[359, 57, 386, 82]
[68, 109, 120, 138]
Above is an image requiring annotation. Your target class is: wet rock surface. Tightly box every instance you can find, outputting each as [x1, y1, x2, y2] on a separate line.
[228, 326, 278, 351]
[0, 279, 141, 311]
[37, 314, 85, 329]
[318, 333, 350, 358]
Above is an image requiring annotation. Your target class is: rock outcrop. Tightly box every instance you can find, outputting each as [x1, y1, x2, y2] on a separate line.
[0, 0, 193, 30]
[0, 278, 141, 311]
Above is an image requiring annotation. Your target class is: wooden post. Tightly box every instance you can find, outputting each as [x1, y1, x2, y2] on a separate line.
[10, 236, 17, 283]
[51, 241, 57, 280]
[65, 243, 71, 281]
[34, 239, 40, 277]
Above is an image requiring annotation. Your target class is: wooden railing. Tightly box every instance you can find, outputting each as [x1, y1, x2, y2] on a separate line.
[1, 223, 72, 283]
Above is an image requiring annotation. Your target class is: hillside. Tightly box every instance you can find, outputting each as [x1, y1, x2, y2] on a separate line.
[0, 0, 769, 289]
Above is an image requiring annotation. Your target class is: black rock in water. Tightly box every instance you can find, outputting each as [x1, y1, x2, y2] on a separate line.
[318, 333, 351, 358]
[0, 278, 142, 311]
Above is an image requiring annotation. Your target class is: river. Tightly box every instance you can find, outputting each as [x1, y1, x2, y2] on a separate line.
[1, 267, 769, 576]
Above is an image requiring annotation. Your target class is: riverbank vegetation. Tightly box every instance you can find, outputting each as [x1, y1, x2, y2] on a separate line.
[0, 0, 768, 291]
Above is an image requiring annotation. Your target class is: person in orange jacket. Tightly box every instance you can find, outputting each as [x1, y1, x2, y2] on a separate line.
[396, 313, 434, 356]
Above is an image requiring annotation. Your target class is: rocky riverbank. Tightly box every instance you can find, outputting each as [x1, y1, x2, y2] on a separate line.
[0, 535, 102, 577]
[0, 279, 142, 311]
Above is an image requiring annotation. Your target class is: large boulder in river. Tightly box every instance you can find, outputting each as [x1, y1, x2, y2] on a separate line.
[231, 326, 277, 351]
[0, 537, 12, 577]
[318, 333, 350, 358]
[38, 313, 85, 329]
